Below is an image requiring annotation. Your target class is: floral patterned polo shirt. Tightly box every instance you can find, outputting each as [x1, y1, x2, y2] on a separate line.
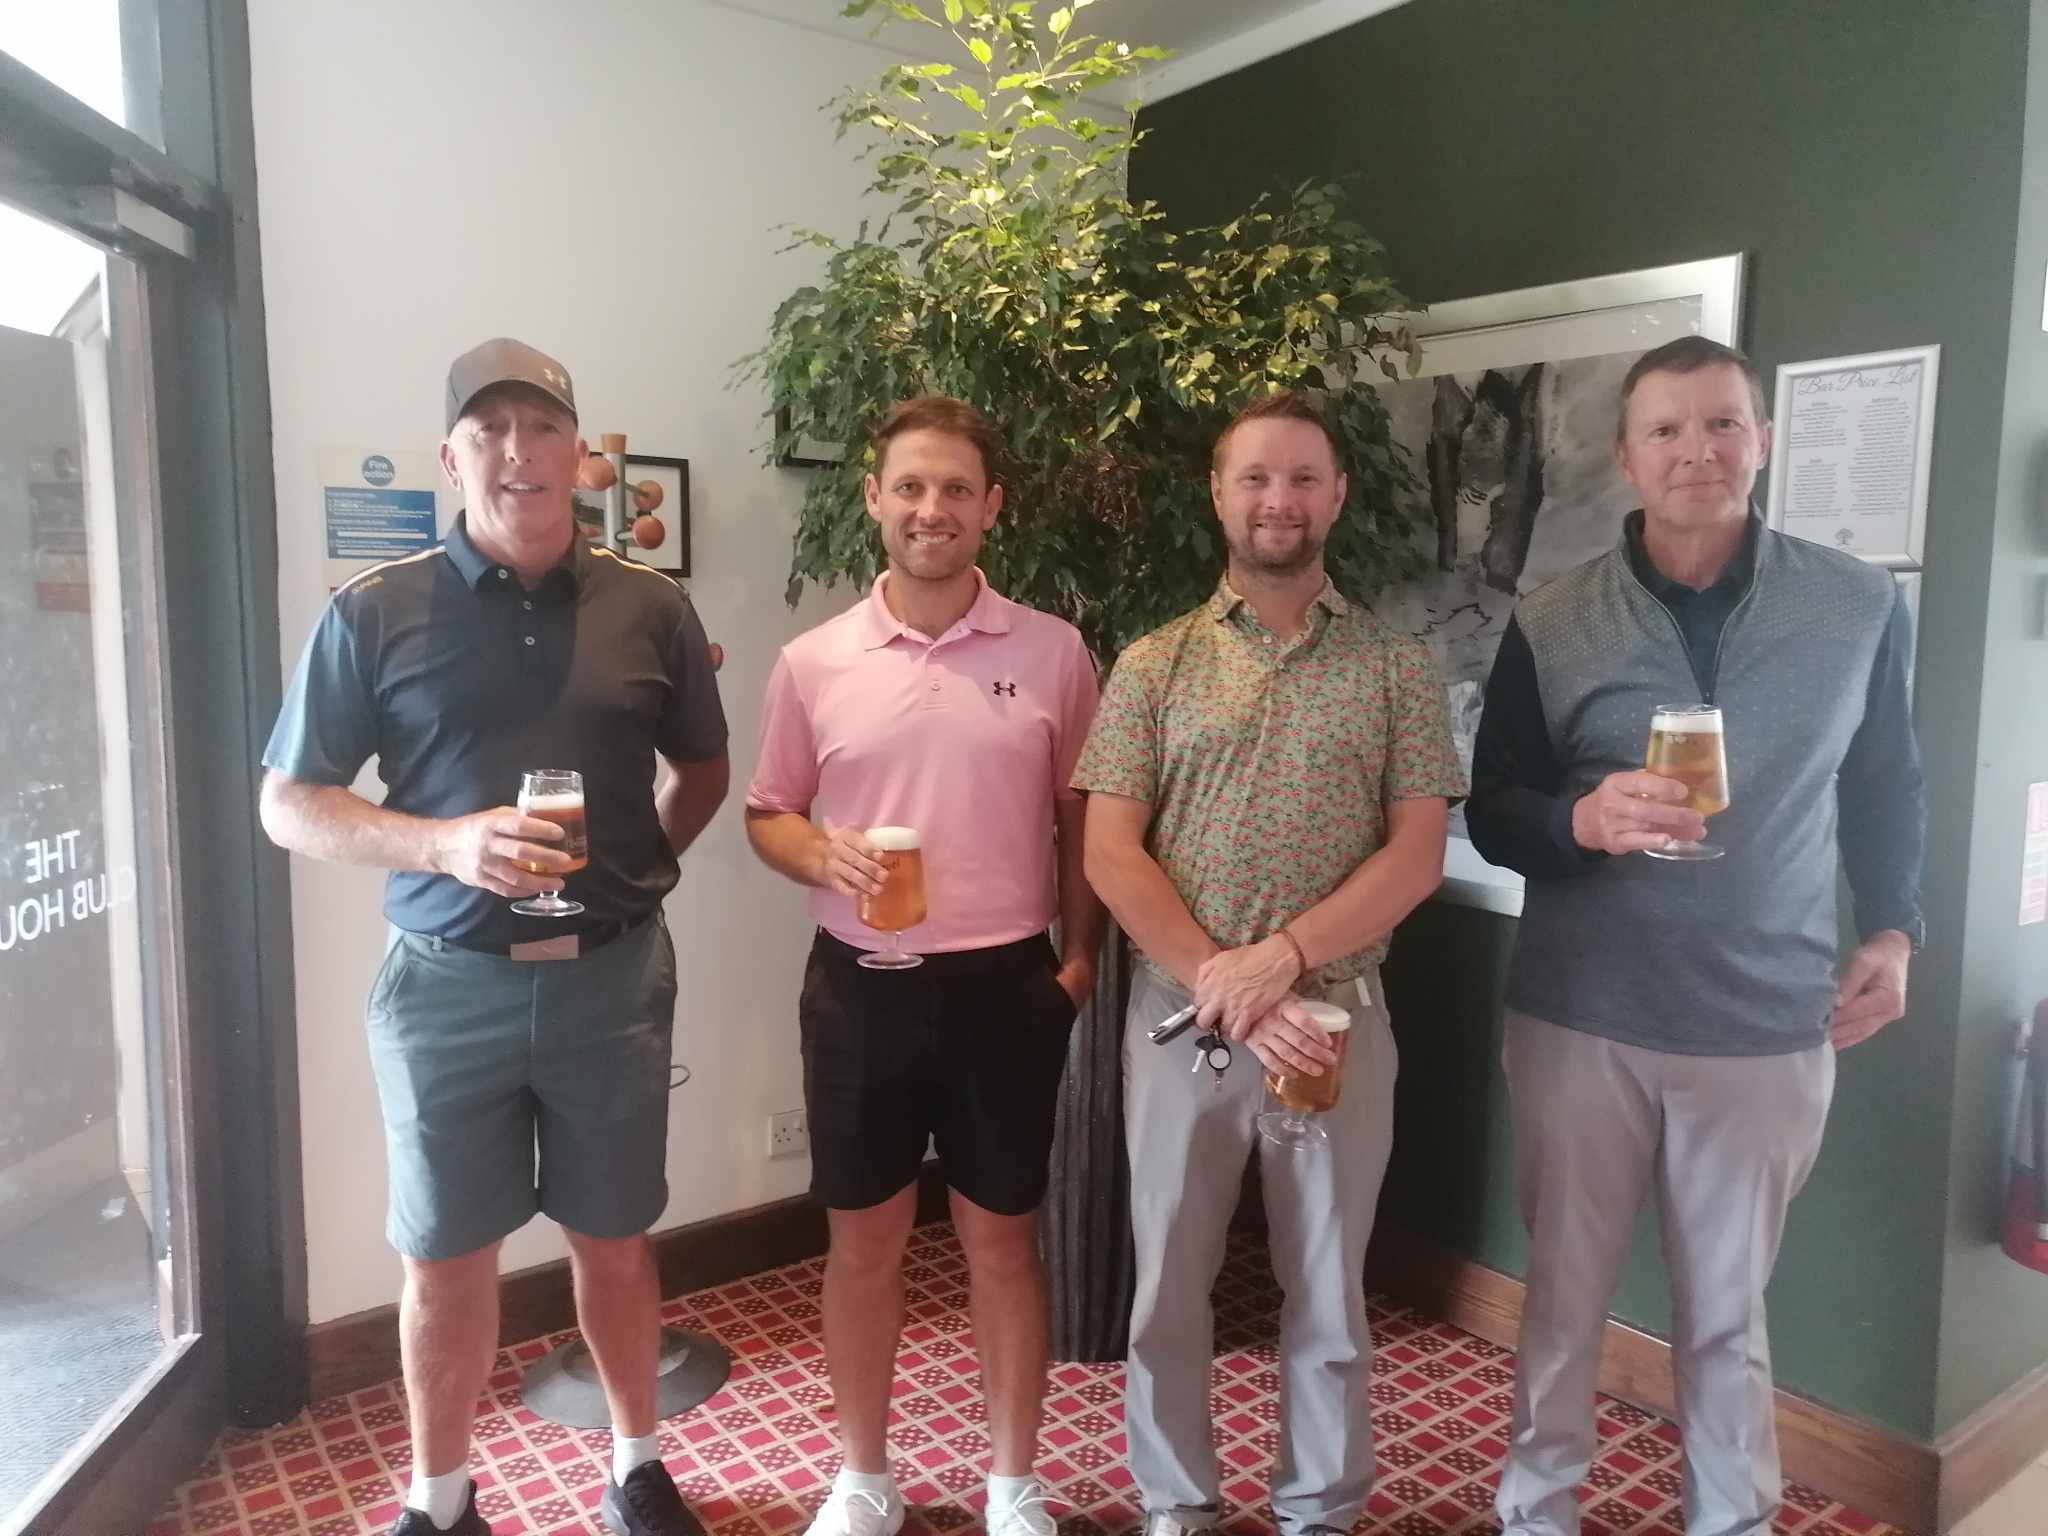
[1072, 575, 1465, 985]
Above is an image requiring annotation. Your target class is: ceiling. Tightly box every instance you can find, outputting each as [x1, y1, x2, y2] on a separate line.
[705, 0, 1410, 98]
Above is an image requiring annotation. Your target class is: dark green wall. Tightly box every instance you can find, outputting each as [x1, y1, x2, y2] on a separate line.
[1135, 0, 2040, 1441]
[1935, 0, 2048, 1437]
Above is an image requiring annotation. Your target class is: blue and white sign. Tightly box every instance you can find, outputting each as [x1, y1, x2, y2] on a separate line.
[320, 447, 444, 584]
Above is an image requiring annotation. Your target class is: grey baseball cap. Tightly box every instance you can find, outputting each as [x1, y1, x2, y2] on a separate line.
[444, 337, 577, 430]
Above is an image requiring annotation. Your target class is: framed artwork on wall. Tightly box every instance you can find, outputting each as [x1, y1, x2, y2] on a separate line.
[773, 404, 845, 469]
[623, 454, 690, 578]
[1369, 254, 1747, 916]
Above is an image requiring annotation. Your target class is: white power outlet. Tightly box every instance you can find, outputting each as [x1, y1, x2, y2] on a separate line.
[767, 1109, 809, 1159]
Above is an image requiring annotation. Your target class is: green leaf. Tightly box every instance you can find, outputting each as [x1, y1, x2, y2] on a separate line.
[1050, 7, 1072, 36]
[943, 0, 963, 19]
[947, 83, 987, 113]
[968, 36, 993, 64]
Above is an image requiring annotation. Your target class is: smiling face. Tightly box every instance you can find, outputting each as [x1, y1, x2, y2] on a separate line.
[1209, 416, 1348, 579]
[1615, 362, 1772, 536]
[863, 426, 1003, 585]
[439, 383, 586, 552]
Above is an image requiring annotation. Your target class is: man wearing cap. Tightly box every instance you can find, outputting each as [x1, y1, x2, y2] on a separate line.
[745, 395, 1102, 1536]
[260, 339, 729, 1536]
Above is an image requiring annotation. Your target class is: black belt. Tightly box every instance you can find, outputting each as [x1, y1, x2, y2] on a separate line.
[437, 911, 650, 958]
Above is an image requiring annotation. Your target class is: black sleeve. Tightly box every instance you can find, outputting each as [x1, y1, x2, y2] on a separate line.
[1465, 615, 1605, 879]
[1837, 591, 1926, 941]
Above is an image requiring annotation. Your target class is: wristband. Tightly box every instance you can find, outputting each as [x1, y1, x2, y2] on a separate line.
[1276, 926, 1309, 977]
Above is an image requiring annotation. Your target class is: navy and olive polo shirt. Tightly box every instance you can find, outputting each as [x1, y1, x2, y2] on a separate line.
[264, 513, 727, 947]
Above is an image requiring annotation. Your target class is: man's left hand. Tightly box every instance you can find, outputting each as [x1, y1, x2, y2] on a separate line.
[1196, 936, 1304, 1040]
[1832, 929, 1912, 1049]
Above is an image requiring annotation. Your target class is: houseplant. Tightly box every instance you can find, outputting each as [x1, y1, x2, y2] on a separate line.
[742, 0, 1427, 661]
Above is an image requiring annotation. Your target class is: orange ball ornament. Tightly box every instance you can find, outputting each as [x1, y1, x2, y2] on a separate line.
[631, 515, 665, 550]
[577, 454, 617, 491]
[630, 478, 665, 514]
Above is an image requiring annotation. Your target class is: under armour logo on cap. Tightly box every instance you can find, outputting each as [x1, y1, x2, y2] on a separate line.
[993, 681, 1017, 697]
[445, 337, 578, 430]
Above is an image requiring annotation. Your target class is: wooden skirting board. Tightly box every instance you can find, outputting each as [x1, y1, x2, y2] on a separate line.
[304, 1186, 2045, 1534]
[1363, 1225, 2048, 1535]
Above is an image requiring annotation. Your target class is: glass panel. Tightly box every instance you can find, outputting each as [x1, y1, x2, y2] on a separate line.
[0, 203, 181, 1523]
[0, 0, 161, 148]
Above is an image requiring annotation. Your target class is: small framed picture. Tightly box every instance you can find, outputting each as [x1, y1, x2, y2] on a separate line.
[1765, 345, 1939, 568]
[774, 404, 846, 469]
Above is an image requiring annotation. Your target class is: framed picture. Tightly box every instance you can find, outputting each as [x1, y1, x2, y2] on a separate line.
[1764, 345, 1939, 568]
[774, 404, 846, 469]
[1370, 254, 1748, 917]
[576, 454, 691, 578]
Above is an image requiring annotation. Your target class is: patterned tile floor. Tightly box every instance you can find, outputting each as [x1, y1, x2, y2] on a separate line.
[150, 1225, 1899, 1536]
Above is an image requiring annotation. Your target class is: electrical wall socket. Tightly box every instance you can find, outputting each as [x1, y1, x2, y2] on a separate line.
[767, 1109, 809, 1159]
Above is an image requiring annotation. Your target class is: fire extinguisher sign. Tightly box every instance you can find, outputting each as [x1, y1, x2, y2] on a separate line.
[2022, 781, 2048, 926]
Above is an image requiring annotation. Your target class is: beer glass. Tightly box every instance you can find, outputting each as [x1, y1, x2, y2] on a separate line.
[1643, 704, 1730, 862]
[1257, 1000, 1353, 1150]
[857, 826, 926, 970]
[511, 769, 588, 917]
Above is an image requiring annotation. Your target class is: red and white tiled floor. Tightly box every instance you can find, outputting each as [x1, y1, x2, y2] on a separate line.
[151, 1226, 1900, 1536]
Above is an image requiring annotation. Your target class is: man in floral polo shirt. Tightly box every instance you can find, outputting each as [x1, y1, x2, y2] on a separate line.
[1073, 390, 1464, 1536]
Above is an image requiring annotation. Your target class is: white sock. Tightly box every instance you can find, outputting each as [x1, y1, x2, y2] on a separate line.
[834, 1466, 897, 1501]
[405, 1464, 469, 1529]
[987, 1472, 1038, 1508]
[613, 1430, 661, 1484]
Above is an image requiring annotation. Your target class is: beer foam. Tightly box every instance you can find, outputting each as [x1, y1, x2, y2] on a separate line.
[1651, 709, 1721, 734]
[866, 825, 921, 851]
[522, 792, 585, 812]
[1295, 1000, 1353, 1031]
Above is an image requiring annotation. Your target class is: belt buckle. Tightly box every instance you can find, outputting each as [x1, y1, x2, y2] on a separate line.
[508, 933, 580, 962]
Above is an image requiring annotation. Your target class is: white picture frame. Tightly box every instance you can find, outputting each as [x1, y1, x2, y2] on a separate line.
[1374, 255, 1747, 918]
[1764, 345, 1939, 568]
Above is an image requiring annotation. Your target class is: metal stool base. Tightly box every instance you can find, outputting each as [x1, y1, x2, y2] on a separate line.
[519, 1326, 732, 1429]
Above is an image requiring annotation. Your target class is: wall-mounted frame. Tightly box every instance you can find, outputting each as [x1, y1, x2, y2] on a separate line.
[1373, 254, 1747, 917]
[773, 404, 845, 469]
[623, 454, 690, 578]
[1765, 345, 1938, 568]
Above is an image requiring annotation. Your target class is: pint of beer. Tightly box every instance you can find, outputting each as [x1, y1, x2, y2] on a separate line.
[511, 769, 587, 917]
[1643, 705, 1729, 861]
[1258, 1000, 1353, 1149]
[857, 825, 926, 970]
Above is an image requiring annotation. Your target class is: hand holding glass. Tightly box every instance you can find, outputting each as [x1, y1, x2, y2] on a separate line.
[857, 826, 926, 970]
[511, 769, 587, 918]
[1642, 705, 1729, 862]
[1257, 1000, 1353, 1149]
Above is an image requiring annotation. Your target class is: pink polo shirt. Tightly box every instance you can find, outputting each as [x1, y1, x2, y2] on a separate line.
[747, 570, 1098, 954]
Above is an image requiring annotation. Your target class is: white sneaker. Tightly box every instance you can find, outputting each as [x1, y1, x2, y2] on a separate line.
[987, 1480, 1059, 1536]
[1142, 1511, 1221, 1536]
[803, 1480, 904, 1536]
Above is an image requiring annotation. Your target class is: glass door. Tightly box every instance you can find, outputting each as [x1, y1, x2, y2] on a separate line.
[0, 2, 301, 1529]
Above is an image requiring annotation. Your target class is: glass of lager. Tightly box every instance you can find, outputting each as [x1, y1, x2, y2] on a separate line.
[511, 769, 589, 917]
[1257, 999, 1353, 1150]
[857, 826, 926, 970]
[1643, 704, 1730, 862]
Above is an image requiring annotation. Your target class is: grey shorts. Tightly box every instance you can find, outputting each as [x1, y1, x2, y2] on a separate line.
[364, 913, 677, 1261]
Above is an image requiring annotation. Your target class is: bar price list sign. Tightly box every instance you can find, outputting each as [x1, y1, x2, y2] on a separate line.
[1765, 345, 1939, 569]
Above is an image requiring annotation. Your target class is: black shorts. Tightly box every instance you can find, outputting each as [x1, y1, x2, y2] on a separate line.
[799, 929, 1078, 1215]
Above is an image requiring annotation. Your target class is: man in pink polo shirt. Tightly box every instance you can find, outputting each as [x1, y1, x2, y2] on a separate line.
[745, 396, 1103, 1536]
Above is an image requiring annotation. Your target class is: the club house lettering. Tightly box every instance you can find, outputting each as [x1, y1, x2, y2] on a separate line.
[0, 827, 138, 949]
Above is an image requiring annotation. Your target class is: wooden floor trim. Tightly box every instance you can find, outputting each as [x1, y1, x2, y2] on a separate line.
[306, 1167, 949, 1403]
[1363, 1226, 1943, 1533]
[1934, 1354, 2048, 1530]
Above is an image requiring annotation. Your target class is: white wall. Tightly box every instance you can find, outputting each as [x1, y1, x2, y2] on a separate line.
[249, 0, 896, 1324]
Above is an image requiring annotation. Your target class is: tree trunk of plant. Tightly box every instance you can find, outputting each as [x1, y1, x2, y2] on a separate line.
[1041, 925, 1136, 1362]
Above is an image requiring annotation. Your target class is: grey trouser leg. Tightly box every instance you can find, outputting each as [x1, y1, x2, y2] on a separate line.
[1124, 965, 1398, 1534]
[1495, 1012, 1835, 1536]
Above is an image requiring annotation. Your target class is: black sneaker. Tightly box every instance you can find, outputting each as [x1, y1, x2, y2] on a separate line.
[388, 1480, 491, 1535]
[602, 1460, 706, 1536]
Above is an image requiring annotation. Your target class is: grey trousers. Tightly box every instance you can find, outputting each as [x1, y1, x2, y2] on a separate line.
[1123, 964, 1398, 1535]
[1496, 1011, 1836, 1536]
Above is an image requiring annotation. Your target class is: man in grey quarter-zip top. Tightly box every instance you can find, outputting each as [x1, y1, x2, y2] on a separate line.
[1465, 335, 1925, 1536]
